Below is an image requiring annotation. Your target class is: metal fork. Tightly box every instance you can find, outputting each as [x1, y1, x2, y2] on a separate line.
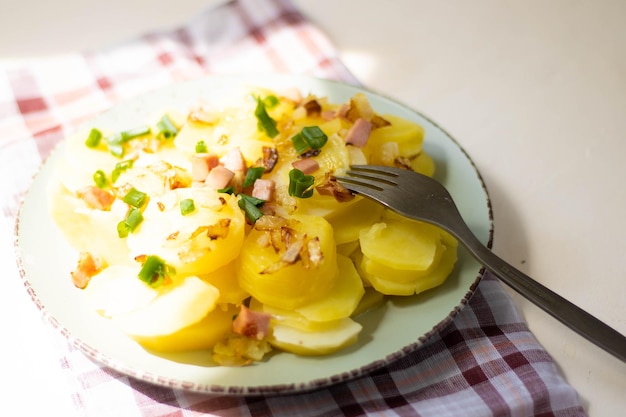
[336, 165, 626, 362]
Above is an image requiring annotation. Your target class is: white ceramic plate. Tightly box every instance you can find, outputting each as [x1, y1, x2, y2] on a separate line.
[15, 74, 492, 395]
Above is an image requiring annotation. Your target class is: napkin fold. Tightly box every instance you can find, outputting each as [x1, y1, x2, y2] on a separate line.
[0, 0, 586, 415]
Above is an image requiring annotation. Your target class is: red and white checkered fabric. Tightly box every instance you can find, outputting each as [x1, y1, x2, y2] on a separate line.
[0, 0, 586, 415]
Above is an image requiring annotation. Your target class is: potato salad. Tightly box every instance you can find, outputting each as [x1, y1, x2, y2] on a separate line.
[49, 87, 458, 365]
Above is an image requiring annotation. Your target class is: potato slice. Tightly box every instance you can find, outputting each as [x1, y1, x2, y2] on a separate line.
[326, 197, 384, 245]
[84, 265, 158, 317]
[269, 317, 362, 356]
[359, 219, 443, 271]
[126, 189, 245, 276]
[294, 255, 365, 322]
[112, 275, 220, 337]
[199, 260, 249, 305]
[130, 304, 238, 352]
[363, 114, 424, 160]
[48, 180, 131, 265]
[362, 238, 458, 296]
[238, 214, 338, 310]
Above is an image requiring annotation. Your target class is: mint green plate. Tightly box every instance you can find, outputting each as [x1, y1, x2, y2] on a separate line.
[15, 74, 492, 395]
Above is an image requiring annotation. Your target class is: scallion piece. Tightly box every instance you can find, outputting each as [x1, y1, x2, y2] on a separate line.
[218, 186, 235, 195]
[121, 125, 151, 141]
[238, 194, 265, 223]
[107, 141, 125, 158]
[123, 188, 147, 208]
[137, 255, 174, 288]
[290, 133, 309, 154]
[180, 198, 195, 215]
[288, 168, 315, 198]
[301, 126, 328, 149]
[254, 96, 279, 138]
[117, 221, 130, 238]
[263, 95, 279, 108]
[125, 207, 144, 232]
[195, 140, 208, 153]
[243, 166, 265, 188]
[111, 159, 134, 183]
[85, 128, 102, 148]
[156, 114, 178, 141]
[93, 170, 108, 188]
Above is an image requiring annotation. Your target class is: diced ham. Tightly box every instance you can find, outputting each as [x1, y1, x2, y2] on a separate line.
[251, 179, 276, 201]
[191, 153, 219, 182]
[220, 147, 247, 174]
[205, 166, 235, 189]
[335, 103, 350, 119]
[232, 305, 271, 340]
[344, 118, 372, 148]
[291, 158, 319, 174]
[76, 186, 115, 210]
[71, 252, 103, 289]
[321, 110, 336, 121]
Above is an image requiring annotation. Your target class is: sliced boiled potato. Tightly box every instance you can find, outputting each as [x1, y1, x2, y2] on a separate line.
[269, 317, 362, 356]
[361, 229, 458, 296]
[414, 233, 458, 295]
[238, 214, 338, 310]
[326, 197, 384, 245]
[84, 265, 158, 317]
[359, 219, 443, 271]
[131, 304, 238, 352]
[411, 152, 435, 177]
[199, 260, 249, 304]
[294, 254, 365, 322]
[361, 254, 437, 284]
[126, 189, 245, 276]
[112, 275, 220, 337]
[363, 114, 424, 160]
[48, 179, 131, 265]
[174, 111, 272, 165]
[366, 274, 416, 296]
[57, 129, 122, 192]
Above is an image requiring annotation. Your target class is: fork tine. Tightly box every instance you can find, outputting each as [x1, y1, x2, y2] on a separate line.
[344, 165, 401, 187]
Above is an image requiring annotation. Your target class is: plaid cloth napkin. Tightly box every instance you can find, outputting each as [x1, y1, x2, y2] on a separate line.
[1, 0, 586, 415]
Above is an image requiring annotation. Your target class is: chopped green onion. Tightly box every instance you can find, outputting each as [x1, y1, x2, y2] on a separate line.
[254, 96, 279, 138]
[85, 128, 102, 148]
[195, 140, 208, 153]
[288, 168, 315, 198]
[104, 126, 150, 157]
[117, 207, 144, 238]
[180, 198, 195, 215]
[138, 255, 175, 288]
[156, 114, 178, 141]
[106, 141, 125, 158]
[218, 186, 235, 195]
[93, 170, 108, 188]
[121, 125, 151, 141]
[123, 188, 147, 208]
[111, 159, 134, 183]
[125, 208, 143, 231]
[290, 133, 309, 154]
[117, 221, 130, 238]
[301, 126, 328, 149]
[243, 166, 265, 188]
[238, 194, 265, 223]
[263, 95, 279, 108]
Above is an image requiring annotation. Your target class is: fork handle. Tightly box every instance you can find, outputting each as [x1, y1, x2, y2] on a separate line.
[460, 234, 626, 362]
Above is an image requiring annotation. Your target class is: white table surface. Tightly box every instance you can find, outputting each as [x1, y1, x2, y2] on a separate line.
[1, 1, 624, 416]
